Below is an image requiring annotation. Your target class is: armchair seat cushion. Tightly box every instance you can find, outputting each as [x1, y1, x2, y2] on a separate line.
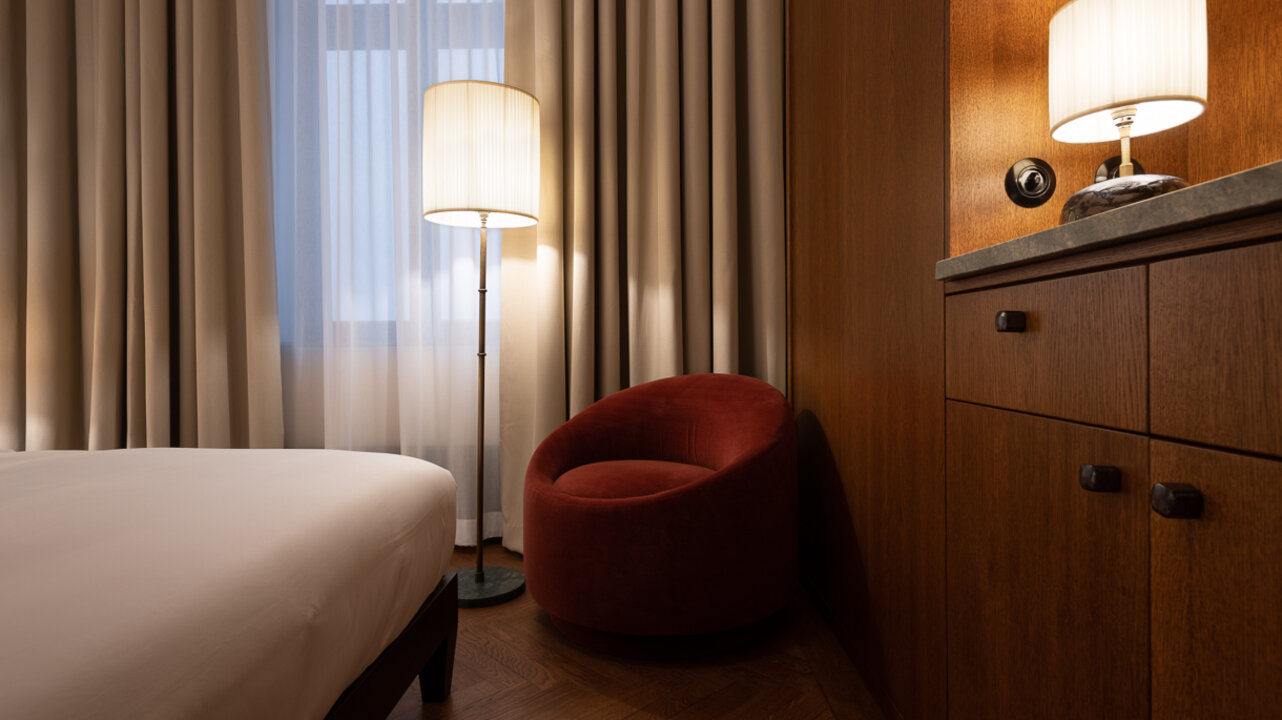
[554, 460, 714, 499]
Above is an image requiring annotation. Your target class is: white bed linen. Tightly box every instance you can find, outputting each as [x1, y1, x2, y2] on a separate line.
[0, 448, 456, 720]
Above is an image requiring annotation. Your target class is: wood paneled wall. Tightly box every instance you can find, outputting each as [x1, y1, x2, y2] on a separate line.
[951, 0, 1282, 257]
[1188, 0, 1282, 182]
[787, 1, 949, 718]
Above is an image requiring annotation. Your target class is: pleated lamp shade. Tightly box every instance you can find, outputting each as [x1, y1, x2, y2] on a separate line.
[421, 81, 540, 228]
[1049, 0, 1207, 143]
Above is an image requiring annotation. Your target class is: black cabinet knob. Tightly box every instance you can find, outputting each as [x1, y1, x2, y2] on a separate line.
[995, 310, 1027, 333]
[1151, 483, 1203, 519]
[1079, 464, 1122, 493]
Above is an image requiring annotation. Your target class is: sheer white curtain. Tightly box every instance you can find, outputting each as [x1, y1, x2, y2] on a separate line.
[268, 0, 505, 546]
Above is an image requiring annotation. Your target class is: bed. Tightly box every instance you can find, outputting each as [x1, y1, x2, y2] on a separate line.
[0, 448, 458, 720]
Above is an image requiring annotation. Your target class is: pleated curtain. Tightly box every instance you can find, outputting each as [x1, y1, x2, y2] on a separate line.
[499, 0, 786, 550]
[268, 0, 507, 546]
[0, 0, 283, 451]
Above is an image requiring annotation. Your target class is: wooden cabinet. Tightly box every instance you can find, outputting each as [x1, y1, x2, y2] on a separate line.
[945, 232, 1282, 719]
[947, 402, 1148, 720]
[946, 266, 1147, 431]
[1151, 241, 1282, 457]
[1150, 441, 1282, 720]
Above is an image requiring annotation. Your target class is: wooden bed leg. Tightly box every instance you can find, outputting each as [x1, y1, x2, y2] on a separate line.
[323, 572, 459, 719]
[419, 611, 457, 702]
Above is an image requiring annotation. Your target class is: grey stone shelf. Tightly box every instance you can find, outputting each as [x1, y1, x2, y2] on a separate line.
[936, 160, 1282, 281]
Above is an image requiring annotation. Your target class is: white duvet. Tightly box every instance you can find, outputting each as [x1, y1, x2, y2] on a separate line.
[0, 448, 456, 720]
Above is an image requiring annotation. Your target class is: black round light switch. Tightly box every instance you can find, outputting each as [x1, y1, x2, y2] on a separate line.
[1005, 158, 1057, 208]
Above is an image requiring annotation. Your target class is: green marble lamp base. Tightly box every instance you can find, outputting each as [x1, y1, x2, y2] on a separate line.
[1060, 173, 1188, 224]
[458, 566, 525, 608]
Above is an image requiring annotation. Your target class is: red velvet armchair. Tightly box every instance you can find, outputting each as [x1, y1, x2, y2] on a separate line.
[523, 373, 797, 647]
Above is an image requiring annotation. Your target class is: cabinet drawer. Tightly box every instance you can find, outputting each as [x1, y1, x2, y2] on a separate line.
[1151, 240, 1282, 457]
[946, 266, 1147, 431]
[1150, 441, 1282, 720]
[947, 402, 1149, 720]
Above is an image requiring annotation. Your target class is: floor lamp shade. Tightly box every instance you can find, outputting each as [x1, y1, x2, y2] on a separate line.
[422, 80, 540, 228]
[1049, 0, 1207, 143]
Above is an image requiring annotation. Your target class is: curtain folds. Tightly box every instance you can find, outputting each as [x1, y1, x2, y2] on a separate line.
[500, 0, 787, 551]
[267, 0, 506, 546]
[0, 0, 283, 451]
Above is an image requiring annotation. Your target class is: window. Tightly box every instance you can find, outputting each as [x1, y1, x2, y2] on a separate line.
[269, 0, 505, 347]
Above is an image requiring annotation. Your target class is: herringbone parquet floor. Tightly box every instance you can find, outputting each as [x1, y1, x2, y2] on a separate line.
[387, 547, 885, 720]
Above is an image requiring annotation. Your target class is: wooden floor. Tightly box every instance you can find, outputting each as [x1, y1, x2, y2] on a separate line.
[387, 547, 885, 720]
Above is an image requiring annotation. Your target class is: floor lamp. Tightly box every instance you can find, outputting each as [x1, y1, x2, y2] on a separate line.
[421, 80, 540, 608]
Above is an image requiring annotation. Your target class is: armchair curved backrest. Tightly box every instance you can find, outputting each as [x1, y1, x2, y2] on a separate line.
[529, 373, 791, 481]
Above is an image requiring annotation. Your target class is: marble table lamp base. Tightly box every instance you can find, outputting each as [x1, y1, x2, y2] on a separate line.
[1061, 173, 1189, 224]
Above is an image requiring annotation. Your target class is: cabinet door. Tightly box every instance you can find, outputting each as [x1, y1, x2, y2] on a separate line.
[946, 266, 1147, 432]
[1151, 240, 1282, 457]
[1151, 441, 1282, 720]
[947, 402, 1148, 720]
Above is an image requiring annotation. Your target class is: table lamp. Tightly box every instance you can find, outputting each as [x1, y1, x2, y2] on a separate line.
[422, 80, 539, 607]
[1049, 0, 1207, 223]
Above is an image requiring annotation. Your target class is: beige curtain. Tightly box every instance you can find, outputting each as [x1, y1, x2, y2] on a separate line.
[500, 0, 786, 550]
[0, 0, 282, 451]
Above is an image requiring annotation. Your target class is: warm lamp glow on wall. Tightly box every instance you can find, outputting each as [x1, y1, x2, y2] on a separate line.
[422, 80, 539, 607]
[1049, 0, 1207, 223]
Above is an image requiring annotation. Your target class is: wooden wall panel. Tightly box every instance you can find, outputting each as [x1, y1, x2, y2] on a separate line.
[1188, 0, 1282, 182]
[787, 1, 949, 719]
[950, 0, 1282, 258]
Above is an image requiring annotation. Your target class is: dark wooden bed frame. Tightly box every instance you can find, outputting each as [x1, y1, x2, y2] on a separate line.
[324, 571, 459, 720]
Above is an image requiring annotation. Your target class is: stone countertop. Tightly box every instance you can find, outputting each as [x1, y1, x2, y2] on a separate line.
[936, 160, 1282, 281]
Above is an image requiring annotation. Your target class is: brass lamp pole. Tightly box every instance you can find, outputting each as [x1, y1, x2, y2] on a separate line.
[472, 211, 491, 585]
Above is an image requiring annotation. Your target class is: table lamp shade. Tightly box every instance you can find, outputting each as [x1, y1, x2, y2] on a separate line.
[1049, 0, 1207, 143]
[422, 81, 540, 228]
